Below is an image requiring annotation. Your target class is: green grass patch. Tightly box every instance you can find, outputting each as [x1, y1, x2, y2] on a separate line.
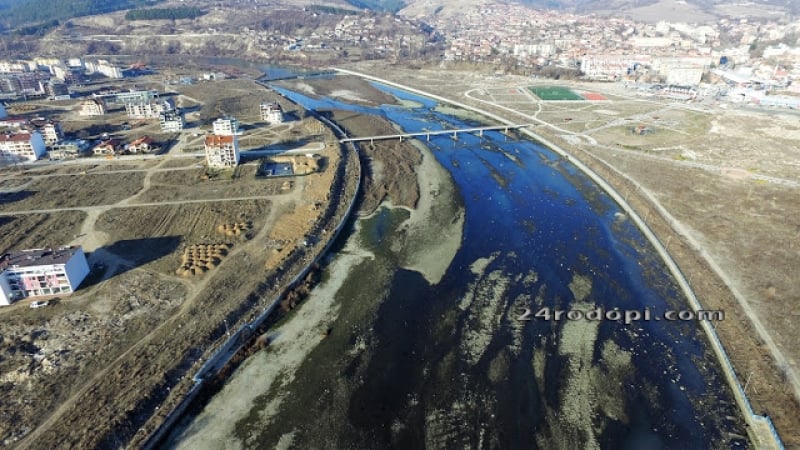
[529, 86, 584, 101]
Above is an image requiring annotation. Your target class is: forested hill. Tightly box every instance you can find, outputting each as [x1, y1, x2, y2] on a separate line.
[0, 0, 163, 29]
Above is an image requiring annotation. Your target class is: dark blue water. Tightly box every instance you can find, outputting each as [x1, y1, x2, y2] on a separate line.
[263, 82, 747, 449]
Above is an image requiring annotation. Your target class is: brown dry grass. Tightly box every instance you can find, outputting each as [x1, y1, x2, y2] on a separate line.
[95, 200, 270, 275]
[137, 165, 288, 202]
[0, 172, 145, 212]
[331, 111, 421, 213]
[0, 212, 86, 251]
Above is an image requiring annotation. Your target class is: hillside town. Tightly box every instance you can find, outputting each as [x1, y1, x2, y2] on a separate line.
[432, 3, 800, 104]
[0, 4, 797, 166]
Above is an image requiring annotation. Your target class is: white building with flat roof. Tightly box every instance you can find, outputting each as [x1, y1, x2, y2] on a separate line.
[159, 110, 185, 132]
[0, 246, 90, 306]
[212, 117, 240, 136]
[260, 102, 284, 124]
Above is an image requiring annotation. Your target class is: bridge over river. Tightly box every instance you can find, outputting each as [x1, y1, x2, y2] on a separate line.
[339, 124, 530, 144]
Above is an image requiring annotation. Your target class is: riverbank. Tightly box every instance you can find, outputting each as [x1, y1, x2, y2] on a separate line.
[162, 111, 465, 448]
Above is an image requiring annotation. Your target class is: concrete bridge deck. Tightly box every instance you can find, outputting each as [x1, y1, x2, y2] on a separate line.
[339, 124, 530, 144]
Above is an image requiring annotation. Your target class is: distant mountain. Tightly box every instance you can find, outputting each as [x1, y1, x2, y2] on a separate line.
[399, 0, 796, 21]
[345, 0, 406, 13]
[514, 0, 798, 14]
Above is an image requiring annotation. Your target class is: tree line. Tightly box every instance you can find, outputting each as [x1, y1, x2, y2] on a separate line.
[1, 0, 159, 28]
[125, 6, 204, 21]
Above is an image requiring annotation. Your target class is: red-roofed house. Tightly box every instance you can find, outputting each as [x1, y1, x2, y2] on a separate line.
[128, 136, 156, 154]
[92, 138, 122, 156]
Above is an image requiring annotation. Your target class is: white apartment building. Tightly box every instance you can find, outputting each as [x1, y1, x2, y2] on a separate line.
[260, 102, 284, 124]
[38, 122, 62, 146]
[159, 110, 185, 132]
[126, 99, 174, 119]
[205, 134, 240, 168]
[0, 246, 90, 306]
[212, 117, 240, 135]
[0, 131, 46, 161]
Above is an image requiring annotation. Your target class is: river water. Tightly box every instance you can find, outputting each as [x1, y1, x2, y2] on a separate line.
[167, 82, 748, 449]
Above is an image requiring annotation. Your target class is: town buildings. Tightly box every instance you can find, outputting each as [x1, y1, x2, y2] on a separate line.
[159, 110, 185, 132]
[126, 99, 175, 120]
[204, 134, 240, 167]
[260, 102, 284, 124]
[92, 138, 122, 156]
[0, 131, 46, 161]
[127, 136, 156, 154]
[49, 139, 91, 159]
[33, 121, 62, 146]
[0, 246, 90, 306]
[212, 116, 240, 136]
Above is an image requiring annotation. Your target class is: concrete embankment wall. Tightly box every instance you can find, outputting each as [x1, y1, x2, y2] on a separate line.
[331, 67, 784, 450]
[140, 108, 362, 450]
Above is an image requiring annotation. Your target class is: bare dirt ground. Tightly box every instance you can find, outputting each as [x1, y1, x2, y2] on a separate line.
[343, 63, 800, 447]
[0, 212, 86, 250]
[0, 77, 354, 448]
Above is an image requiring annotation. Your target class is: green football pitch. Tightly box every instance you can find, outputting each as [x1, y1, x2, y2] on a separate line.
[529, 86, 584, 101]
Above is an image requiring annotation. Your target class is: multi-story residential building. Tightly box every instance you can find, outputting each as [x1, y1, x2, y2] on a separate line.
[49, 139, 90, 159]
[260, 102, 284, 124]
[126, 102, 162, 119]
[0, 117, 27, 129]
[77, 98, 106, 116]
[95, 89, 158, 105]
[0, 60, 32, 74]
[45, 81, 69, 99]
[0, 131, 46, 161]
[212, 116, 240, 135]
[32, 120, 62, 146]
[0, 246, 90, 305]
[159, 110, 184, 132]
[205, 134, 240, 167]
[126, 99, 173, 119]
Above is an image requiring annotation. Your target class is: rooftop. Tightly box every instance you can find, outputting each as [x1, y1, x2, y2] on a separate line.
[0, 132, 34, 142]
[0, 246, 83, 270]
[205, 134, 235, 146]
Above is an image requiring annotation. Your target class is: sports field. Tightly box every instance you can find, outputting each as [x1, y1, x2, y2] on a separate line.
[529, 86, 584, 101]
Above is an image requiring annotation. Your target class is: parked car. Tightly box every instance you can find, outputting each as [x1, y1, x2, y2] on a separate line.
[29, 300, 49, 309]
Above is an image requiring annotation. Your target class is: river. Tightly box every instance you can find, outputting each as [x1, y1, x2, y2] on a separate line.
[165, 81, 749, 449]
